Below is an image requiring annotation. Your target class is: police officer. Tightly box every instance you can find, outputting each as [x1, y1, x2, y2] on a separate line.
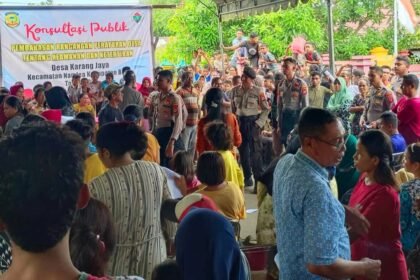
[360, 66, 395, 128]
[277, 57, 309, 145]
[231, 66, 270, 187]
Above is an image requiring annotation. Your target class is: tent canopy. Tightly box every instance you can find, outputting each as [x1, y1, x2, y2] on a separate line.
[214, 0, 309, 21]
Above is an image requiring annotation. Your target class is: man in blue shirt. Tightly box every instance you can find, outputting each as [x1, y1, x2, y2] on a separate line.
[273, 107, 381, 279]
[379, 111, 407, 153]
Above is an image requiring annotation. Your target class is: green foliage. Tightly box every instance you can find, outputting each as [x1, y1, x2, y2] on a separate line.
[156, 0, 419, 64]
[156, 0, 219, 63]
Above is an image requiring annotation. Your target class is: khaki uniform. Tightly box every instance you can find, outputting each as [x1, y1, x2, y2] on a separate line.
[363, 86, 395, 123]
[231, 85, 270, 128]
[277, 77, 309, 144]
[231, 85, 271, 183]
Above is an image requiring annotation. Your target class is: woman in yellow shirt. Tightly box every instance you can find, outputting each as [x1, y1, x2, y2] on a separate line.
[197, 151, 246, 220]
[205, 121, 244, 191]
[73, 93, 96, 119]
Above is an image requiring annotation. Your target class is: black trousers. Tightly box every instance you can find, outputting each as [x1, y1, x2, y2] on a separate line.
[154, 127, 185, 167]
[238, 115, 264, 182]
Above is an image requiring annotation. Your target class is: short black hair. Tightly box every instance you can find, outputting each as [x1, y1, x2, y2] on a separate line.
[298, 108, 337, 143]
[196, 151, 226, 186]
[311, 71, 322, 78]
[123, 104, 144, 122]
[76, 112, 96, 130]
[105, 72, 114, 79]
[123, 70, 136, 84]
[403, 74, 419, 89]
[122, 66, 131, 73]
[381, 65, 392, 71]
[72, 74, 81, 80]
[65, 119, 94, 142]
[21, 114, 46, 126]
[232, 75, 241, 85]
[0, 86, 10, 95]
[152, 260, 182, 280]
[369, 66, 383, 75]
[396, 55, 410, 66]
[283, 57, 297, 66]
[43, 81, 52, 88]
[158, 70, 173, 82]
[96, 122, 147, 159]
[243, 66, 256, 79]
[0, 122, 85, 252]
[407, 143, 420, 163]
[204, 121, 233, 151]
[380, 111, 398, 128]
[249, 32, 258, 38]
[4, 95, 23, 114]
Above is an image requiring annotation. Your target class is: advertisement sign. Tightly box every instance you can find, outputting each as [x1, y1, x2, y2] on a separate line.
[0, 6, 153, 90]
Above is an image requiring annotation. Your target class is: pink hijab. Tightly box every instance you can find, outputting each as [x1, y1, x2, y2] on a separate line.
[138, 77, 152, 98]
[10, 85, 23, 97]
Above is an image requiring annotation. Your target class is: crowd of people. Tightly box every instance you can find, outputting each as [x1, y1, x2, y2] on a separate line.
[0, 30, 420, 280]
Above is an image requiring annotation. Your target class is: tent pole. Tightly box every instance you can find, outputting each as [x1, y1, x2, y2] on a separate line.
[218, 12, 225, 75]
[326, 0, 336, 74]
[393, 0, 398, 56]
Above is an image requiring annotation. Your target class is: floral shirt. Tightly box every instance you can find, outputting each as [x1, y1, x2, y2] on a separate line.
[400, 178, 420, 252]
[350, 94, 367, 136]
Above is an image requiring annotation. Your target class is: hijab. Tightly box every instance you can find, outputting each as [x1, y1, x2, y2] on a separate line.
[138, 77, 152, 98]
[10, 85, 23, 98]
[327, 77, 352, 111]
[175, 208, 246, 280]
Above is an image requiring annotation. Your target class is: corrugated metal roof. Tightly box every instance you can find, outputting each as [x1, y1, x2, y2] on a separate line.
[214, 0, 309, 21]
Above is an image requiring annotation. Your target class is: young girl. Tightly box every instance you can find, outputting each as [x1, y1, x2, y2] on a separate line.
[205, 121, 244, 191]
[197, 151, 245, 220]
[350, 130, 407, 280]
[70, 198, 144, 280]
[169, 151, 199, 193]
[74, 93, 96, 119]
[400, 143, 420, 254]
[3, 96, 24, 135]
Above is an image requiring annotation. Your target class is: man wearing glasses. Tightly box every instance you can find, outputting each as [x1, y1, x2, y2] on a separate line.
[273, 107, 381, 279]
[231, 66, 270, 188]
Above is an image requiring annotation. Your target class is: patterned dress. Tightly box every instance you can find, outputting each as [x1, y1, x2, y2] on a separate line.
[400, 178, 420, 252]
[0, 233, 11, 275]
[89, 161, 171, 280]
[350, 94, 367, 137]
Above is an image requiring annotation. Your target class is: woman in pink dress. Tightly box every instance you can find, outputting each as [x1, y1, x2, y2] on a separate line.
[350, 130, 408, 280]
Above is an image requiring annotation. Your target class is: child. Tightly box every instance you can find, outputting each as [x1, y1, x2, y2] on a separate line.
[205, 121, 244, 191]
[73, 93, 96, 119]
[196, 151, 246, 220]
[170, 151, 200, 193]
[400, 143, 420, 254]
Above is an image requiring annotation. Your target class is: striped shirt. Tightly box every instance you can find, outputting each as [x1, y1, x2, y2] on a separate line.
[176, 87, 199, 126]
[89, 161, 171, 280]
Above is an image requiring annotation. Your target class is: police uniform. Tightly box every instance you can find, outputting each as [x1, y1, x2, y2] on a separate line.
[277, 76, 309, 144]
[363, 86, 395, 123]
[231, 84, 270, 184]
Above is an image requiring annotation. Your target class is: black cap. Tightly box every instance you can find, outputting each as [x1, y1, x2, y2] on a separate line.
[243, 66, 256, 79]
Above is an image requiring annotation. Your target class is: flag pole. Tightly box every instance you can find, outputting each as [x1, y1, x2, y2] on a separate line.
[393, 0, 398, 56]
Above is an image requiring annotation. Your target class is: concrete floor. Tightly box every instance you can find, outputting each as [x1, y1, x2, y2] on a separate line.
[240, 188, 259, 241]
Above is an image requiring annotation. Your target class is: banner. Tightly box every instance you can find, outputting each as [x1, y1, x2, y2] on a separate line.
[0, 6, 153, 91]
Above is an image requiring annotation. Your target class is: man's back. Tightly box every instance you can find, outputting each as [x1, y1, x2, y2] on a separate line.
[273, 151, 350, 279]
[119, 86, 144, 111]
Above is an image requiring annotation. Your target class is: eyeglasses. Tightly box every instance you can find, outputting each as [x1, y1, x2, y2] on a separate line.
[314, 135, 349, 150]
